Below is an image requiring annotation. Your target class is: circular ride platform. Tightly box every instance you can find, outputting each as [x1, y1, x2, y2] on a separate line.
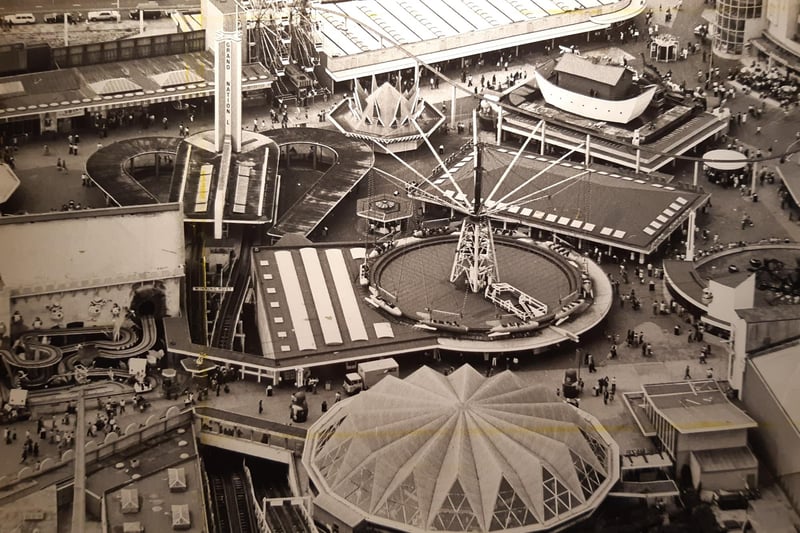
[370, 235, 586, 334]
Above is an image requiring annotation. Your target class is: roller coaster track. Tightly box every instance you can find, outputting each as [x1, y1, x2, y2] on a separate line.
[210, 227, 255, 350]
[0, 317, 157, 383]
[209, 474, 231, 533]
[231, 472, 254, 533]
[207, 471, 255, 533]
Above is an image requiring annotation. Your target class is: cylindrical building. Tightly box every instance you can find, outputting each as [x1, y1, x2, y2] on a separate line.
[714, 0, 765, 57]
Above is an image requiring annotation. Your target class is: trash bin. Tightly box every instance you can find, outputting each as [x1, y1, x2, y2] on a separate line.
[266, 385, 273, 397]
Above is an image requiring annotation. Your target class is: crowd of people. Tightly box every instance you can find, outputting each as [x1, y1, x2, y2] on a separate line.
[735, 64, 799, 111]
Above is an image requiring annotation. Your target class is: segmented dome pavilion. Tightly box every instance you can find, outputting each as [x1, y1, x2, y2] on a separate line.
[303, 366, 619, 532]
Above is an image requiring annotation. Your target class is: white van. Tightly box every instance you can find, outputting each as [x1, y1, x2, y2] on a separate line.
[87, 10, 121, 22]
[3, 14, 37, 25]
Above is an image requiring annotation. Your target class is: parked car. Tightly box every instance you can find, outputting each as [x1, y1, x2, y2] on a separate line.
[43, 12, 82, 23]
[2, 13, 37, 25]
[87, 10, 121, 22]
[128, 9, 164, 19]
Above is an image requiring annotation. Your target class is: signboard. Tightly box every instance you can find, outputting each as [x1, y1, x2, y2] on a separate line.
[224, 39, 232, 135]
[192, 286, 234, 292]
[56, 107, 86, 119]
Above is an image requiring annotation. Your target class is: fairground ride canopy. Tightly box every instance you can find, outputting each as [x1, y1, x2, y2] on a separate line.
[303, 365, 619, 532]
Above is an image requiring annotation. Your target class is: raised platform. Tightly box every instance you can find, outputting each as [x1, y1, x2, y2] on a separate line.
[501, 109, 728, 174]
[170, 130, 279, 225]
[371, 235, 581, 331]
[265, 128, 374, 238]
[664, 243, 800, 326]
[417, 145, 709, 254]
[86, 137, 181, 206]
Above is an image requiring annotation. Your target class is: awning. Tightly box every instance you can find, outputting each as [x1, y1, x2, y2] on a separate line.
[703, 149, 748, 171]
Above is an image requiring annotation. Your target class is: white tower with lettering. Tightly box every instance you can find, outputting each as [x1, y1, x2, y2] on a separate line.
[214, 17, 242, 153]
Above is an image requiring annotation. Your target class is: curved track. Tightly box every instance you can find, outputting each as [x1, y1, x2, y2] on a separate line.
[0, 316, 158, 379]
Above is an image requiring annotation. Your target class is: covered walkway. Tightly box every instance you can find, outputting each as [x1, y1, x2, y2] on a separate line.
[86, 137, 181, 206]
[267, 128, 374, 238]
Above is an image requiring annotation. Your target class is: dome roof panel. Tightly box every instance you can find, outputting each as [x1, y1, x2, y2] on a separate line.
[304, 365, 618, 532]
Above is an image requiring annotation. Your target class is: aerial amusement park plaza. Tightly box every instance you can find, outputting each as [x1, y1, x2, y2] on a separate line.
[1, 0, 800, 531]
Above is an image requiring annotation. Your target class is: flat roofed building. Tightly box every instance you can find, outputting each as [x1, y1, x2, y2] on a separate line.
[0, 204, 185, 330]
[639, 380, 757, 490]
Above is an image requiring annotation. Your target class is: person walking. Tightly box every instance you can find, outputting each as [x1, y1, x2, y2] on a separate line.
[258, 399, 263, 414]
[706, 367, 714, 379]
[684, 365, 692, 380]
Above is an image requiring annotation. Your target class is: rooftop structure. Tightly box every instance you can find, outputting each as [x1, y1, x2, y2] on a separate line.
[0, 204, 184, 327]
[0, 51, 271, 123]
[303, 365, 620, 532]
[553, 53, 631, 88]
[327, 79, 445, 153]
[315, 0, 646, 81]
[629, 379, 758, 490]
[412, 144, 709, 255]
[641, 380, 757, 434]
[535, 54, 656, 123]
[497, 54, 729, 173]
[171, 130, 280, 229]
[663, 243, 800, 341]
